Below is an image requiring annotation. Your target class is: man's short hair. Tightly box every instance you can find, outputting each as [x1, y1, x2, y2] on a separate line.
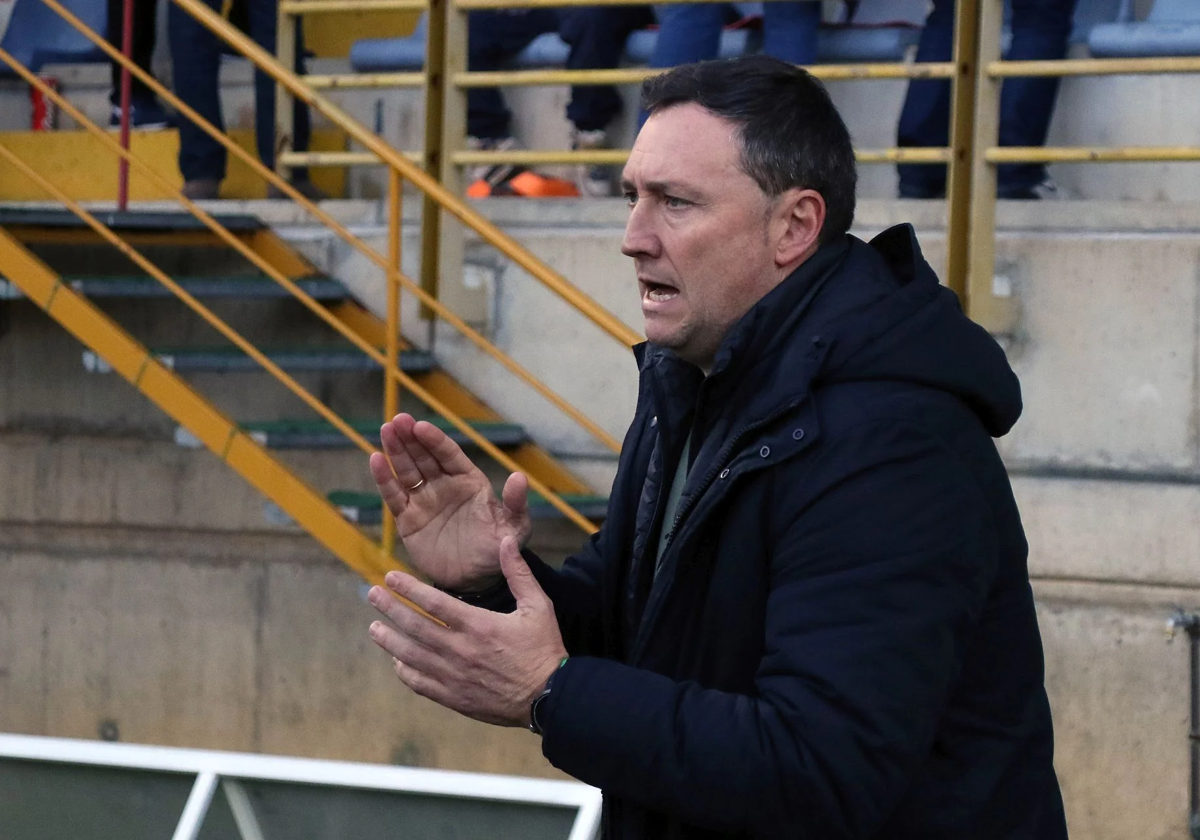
[641, 55, 857, 243]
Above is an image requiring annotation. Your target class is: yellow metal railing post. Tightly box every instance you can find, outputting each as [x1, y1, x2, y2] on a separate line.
[436, 0, 485, 322]
[965, 0, 1017, 334]
[944, 0, 980, 302]
[421, 0, 446, 318]
[383, 168, 403, 556]
[275, 3, 298, 183]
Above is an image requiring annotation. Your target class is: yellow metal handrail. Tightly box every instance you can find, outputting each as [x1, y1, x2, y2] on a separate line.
[2, 24, 602, 536]
[38, 0, 619, 536]
[176, 0, 642, 350]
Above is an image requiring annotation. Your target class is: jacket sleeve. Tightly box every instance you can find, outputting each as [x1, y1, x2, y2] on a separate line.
[536, 421, 1001, 838]
[523, 529, 614, 658]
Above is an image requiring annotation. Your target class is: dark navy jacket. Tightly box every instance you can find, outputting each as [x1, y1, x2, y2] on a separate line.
[520, 225, 1067, 839]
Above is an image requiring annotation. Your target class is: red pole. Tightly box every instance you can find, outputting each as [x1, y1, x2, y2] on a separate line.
[117, 0, 134, 210]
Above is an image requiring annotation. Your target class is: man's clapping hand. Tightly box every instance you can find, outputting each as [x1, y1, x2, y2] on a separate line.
[369, 413, 532, 593]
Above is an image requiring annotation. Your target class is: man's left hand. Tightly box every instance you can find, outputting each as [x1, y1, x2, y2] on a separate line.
[368, 536, 568, 728]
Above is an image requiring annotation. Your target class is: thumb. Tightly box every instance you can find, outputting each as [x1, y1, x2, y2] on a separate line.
[499, 535, 544, 608]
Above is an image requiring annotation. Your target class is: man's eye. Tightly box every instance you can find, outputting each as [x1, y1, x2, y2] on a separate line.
[664, 195, 689, 208]
[624, 192, 638, 207]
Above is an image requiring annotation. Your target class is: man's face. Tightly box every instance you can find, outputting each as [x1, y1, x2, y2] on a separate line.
[621, 103, 784, 372]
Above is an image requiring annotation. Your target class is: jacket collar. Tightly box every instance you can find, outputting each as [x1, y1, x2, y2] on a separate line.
[632, 235, 851, 428]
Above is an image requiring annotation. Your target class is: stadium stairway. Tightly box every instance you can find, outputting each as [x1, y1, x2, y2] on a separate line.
[0, 206, 605, 584]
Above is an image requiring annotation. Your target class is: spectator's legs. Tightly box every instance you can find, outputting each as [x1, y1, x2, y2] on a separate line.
[467, 9, 558, 140]
[997, 0, 1078, 195]
[559, 5, 654, 132]
[895, 0, 954, 198]
[107, 0, 159, 106]
[649, 3, 727, 68]
[247, 0, 312, 174]
[761, 2, 820, 65]
[169, 0, 226, 183]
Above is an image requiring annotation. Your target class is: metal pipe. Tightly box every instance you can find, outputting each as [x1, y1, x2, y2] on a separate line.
[117, 0, 134, 210]
[991, 56, 1200, 78]
[454, 62, 956, 88]
[944, 0, 981, 303]
[987, 146, 1200, 164]
[1169, 611, 1200, 840]
[383, 168, 402, 558]
[279, 0, 427, 12]
[305, 72, 426, 89]
[279, 150, 420, 166]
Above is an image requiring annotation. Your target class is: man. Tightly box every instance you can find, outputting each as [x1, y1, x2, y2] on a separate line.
[367, 55, 1067, 838]
[897, 0, 1080, 199]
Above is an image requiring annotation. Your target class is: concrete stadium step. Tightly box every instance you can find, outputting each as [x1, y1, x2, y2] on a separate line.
[81, 345, 435, 374]
[174, 417, 528, 450]
[324, 490, 609, 525]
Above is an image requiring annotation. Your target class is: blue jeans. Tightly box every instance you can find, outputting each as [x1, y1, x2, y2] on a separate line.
[169, 0, 311, 181]
[468, 6, 654, 139]
[649, 1, 820, 68]
[897, 0, 1079, 197]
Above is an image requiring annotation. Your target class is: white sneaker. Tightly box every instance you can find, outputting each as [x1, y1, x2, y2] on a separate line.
[571, 128, 615, 198]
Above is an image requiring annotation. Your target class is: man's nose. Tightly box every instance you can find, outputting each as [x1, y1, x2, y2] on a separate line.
[621, 203, 659, 259]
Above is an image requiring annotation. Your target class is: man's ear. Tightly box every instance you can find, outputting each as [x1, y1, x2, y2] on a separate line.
[774, 188, 826, 268]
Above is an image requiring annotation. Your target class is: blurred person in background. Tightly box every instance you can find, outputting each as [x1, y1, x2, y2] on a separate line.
[897, 0, 1080, 199]
[168, 0, 323, 200]
[107, 0, 172, 128]
[467, 6, 654, 197]
[649, 1, 821, 74]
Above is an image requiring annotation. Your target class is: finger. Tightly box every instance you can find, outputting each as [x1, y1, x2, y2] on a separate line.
[368, 620, 446, 677]
[384, 572, 475, 628]
[392, 657, 451, 707]
[370, 451, 408, 519]
[381, 415, 425, 490]
[412, 420, 478, 478]
[498, 536, 546, 608]
[368, 582, 455, 647]
[501, 472, 529, 520]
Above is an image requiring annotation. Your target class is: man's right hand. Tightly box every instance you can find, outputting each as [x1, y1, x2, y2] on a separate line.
[369, 413, 532, 593]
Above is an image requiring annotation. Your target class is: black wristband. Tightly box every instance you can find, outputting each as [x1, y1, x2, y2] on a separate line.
[437, 576, 511, 609]
[529, 657, 569, 736]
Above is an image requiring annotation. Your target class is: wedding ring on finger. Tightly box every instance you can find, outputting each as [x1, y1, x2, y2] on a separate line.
[407, 478, 426, 492]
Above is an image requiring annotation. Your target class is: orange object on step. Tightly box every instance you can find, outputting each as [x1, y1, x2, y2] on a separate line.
[467, 169, 580, 198]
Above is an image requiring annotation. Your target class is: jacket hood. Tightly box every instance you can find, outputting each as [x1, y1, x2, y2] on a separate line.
[816, 224, 1022, 437]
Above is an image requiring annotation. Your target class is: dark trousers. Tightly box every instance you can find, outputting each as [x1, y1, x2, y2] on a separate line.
[168, 0, 311, 181]
[649, 1, 820, 68]
[467, 6, 654, 139]
[897, 0, 1079, 197]
[107, 0, 158, 105]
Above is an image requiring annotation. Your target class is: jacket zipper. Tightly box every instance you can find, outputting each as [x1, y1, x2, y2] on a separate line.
[662, 398, 802, 547]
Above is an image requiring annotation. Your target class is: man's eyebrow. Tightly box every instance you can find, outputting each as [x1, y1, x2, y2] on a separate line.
[620, 179, 691, 195]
